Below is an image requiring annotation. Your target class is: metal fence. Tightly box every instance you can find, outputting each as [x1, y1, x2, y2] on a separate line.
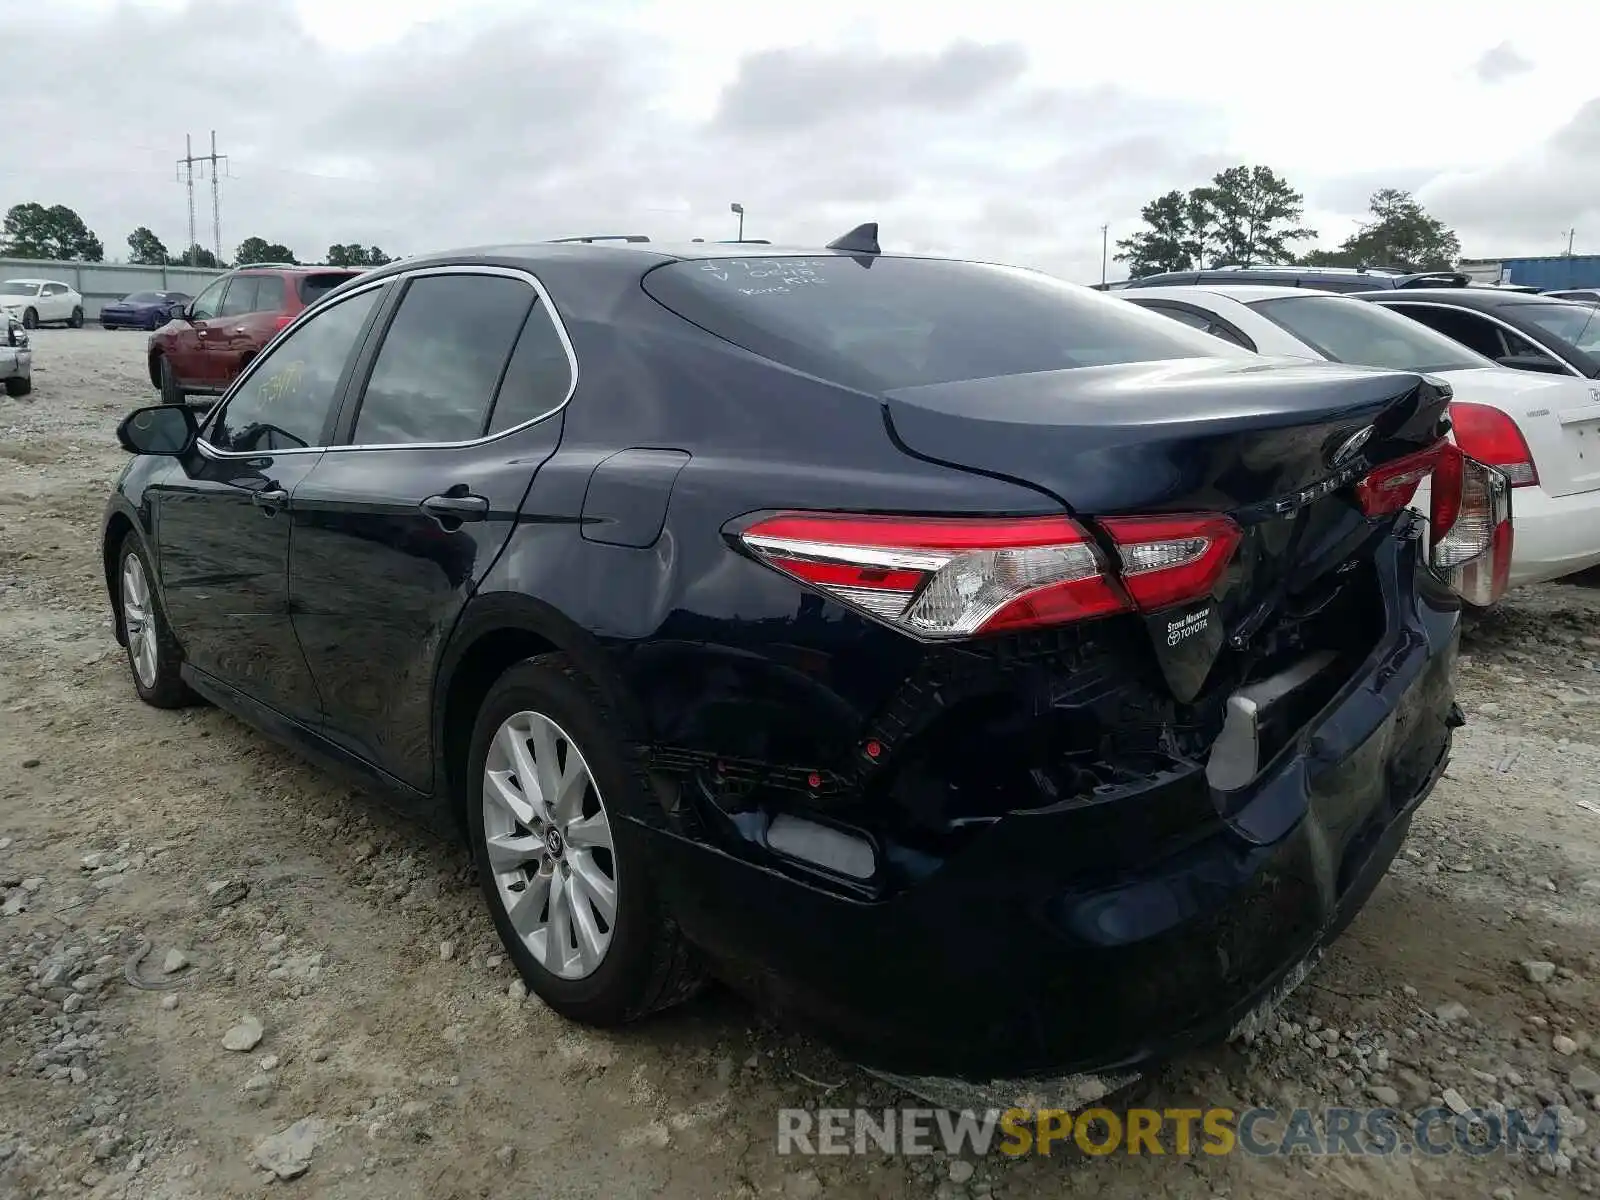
[0, 257, 227, 319]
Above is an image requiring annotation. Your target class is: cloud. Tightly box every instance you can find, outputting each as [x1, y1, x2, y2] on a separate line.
[1472, 40, 1533, 84]
[1419, 96, 1600, 253]
[1, 2, 1221, 283]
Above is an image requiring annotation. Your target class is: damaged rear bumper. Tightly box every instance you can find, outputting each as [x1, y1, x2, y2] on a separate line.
[631, 534, 1463, 1083]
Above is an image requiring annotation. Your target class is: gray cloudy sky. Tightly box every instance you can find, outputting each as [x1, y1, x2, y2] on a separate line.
[7, 0, 1599, 281]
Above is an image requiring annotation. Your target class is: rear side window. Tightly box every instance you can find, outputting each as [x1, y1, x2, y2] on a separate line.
[486, 300, 574, 434]
[642, 256, 1245, 391]
[350, 273, 535, 446]
[1250, 295, 1489, 374]
[299, 272, 361, 305]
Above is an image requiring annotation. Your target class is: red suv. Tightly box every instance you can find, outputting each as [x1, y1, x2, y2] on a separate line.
[148, 264, 363, 405]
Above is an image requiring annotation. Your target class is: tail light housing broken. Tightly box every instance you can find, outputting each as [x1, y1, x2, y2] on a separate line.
[1355, 438, 1513, 606]
[738, 511, 1239, 639]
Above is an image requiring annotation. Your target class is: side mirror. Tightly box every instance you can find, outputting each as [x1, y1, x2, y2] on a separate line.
[1495, 354, 1570, 376]
[117, 404, 198, 456]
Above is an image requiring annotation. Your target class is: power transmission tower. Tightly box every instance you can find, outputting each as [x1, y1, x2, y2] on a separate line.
[176, 132, 228, 265]
[176, 134, 196, 263]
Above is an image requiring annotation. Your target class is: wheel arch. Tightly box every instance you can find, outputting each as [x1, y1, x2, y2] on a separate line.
[102, 506, 145, 647]
[433, 593, 643, 836]
[147, 348, 163, 389]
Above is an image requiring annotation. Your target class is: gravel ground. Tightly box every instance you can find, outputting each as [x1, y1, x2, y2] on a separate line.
[2, 328, 1599, 1199]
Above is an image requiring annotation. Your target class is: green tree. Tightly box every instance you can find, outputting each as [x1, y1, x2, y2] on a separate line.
[126, 226, 169, 266]
[1201, 165, 1316, 266]
[1299, 189, 1460, 271]
[1, 202, 105, 261]
[1114, 190, 1199, 277]
[235, 236, 298, 265]
[176, 244, 222, 269]
[326, 243, 391, 267]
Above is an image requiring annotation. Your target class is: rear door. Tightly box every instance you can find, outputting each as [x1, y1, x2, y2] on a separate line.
[215, 273, 289, 379]
[288, 266, 576, 789]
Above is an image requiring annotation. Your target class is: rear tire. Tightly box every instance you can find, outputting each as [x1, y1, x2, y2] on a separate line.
[4, 377, 29, 397]
[157, 355, 185, 406]
[69, 306, 84, 329]
[117, 535, 197, 709]
[467, 654, 703, 1026]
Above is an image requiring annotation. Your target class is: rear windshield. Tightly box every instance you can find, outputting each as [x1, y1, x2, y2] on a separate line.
[642, 256, 1247, 391]
[1250, 294, 1489, 374]
[298, 272, 361, 305]
[123, 292, 163, 303]
[1513, 301, 1600, 355]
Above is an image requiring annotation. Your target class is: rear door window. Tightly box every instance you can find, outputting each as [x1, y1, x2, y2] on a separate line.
[348, 273, 536, 446]
[1250, 295, 1490, 373]
[219, 277, 259, 318]
[643, 256, 1244, 391]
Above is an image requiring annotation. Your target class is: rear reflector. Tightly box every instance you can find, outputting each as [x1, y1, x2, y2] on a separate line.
[1449, 402, 1538, 487]
[739, 511, 1240, 639]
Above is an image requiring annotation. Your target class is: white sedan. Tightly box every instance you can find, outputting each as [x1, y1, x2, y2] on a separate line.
[1119, 284, 1600, 590]
[0, 278, 85, 329]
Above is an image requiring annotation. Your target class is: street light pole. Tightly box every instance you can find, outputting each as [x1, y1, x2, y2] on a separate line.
[731, 202, 745, 241]
[1100, 224, 1109, 286]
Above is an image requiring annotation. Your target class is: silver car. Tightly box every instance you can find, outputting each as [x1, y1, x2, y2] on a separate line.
[2, 317, 31, 397]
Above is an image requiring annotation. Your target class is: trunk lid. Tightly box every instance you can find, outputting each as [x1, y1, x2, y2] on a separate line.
[1433, 367, 1600, 498]
[884, 356, 1452, 701]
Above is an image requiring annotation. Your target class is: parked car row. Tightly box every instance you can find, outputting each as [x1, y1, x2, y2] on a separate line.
[1116, 282, 1600, 589]
[102, 230, 1510, 1092]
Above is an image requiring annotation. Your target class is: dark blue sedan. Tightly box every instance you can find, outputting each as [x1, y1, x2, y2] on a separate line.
[100, 291, 191, 331]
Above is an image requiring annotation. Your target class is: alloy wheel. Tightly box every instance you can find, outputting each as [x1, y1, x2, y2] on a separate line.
[121, 555, 158, 689]
[482, 710, 618, 980]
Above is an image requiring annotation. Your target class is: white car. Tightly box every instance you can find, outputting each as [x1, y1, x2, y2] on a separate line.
[0, 278, 85, 329]
[1120, 284, 1600, 590]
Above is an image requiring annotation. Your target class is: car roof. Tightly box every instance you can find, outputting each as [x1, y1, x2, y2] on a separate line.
[1125, 283, 1333, 304]
[232, 264, 363, 274]
[1353, 287, 1558, 308]
[3, 277, 56, 285]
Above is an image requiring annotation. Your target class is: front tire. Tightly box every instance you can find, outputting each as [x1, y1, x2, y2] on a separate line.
[157, 355, 185, 406]
[467, 654, 702, 1026]
[69, 306, 84, 329]
[117, 535, 196, 708]
[4, 376, 29, 398]
[22, 308, 37, 330]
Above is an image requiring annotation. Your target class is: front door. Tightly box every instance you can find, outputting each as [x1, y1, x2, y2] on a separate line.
[168, 277, 229, 388]
[289, 268, 575, 789]
[151, 282, 387, 722]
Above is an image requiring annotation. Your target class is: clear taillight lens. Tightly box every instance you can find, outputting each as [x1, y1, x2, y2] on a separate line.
[738, 511, 1241, 639]
[1355, 439, 1513, 606]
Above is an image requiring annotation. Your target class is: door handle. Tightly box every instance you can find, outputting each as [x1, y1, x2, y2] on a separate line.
[232, 327, 246, 334]
[251, 487, 289, 513]
[421, 493, 490, 522]
[197, 329, 208, 338]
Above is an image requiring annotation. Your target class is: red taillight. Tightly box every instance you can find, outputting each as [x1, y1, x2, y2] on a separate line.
[274, 314, 293, 332]
[1355, 437, 1514, 606]
[739, 511, 1239, 638]
[1449, 402, 1538, 487]
[1098, 514, 1241, 612]
[1354, 444, 1438, 517]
